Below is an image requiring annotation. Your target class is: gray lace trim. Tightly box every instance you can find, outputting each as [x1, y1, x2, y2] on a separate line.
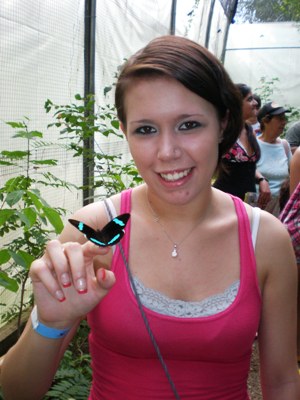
[132, 276, 240, 318]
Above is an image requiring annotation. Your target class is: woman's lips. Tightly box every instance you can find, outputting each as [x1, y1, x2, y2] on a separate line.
[159, 168, 192, 182]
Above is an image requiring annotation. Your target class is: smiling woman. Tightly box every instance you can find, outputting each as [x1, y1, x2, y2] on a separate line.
[120, 77, 225, 205]
[115, 36, 243, 163]
[1, 35, 299, 400]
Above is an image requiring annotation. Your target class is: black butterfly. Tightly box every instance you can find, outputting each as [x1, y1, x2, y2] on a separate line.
[68, 213, 130, 247]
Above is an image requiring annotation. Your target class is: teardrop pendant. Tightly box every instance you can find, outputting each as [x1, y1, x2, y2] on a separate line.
[171, 244, 178, 258]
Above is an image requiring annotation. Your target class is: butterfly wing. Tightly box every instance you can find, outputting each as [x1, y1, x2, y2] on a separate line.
[99, 214, 131, 246]
[68, 213, 130, 247]
[68, 219, 100, 243]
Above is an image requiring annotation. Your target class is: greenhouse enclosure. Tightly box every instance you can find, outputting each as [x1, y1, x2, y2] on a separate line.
[224, 21, 300, 110]
[1, 1, 300, 398]
[0, 0, 237, 349]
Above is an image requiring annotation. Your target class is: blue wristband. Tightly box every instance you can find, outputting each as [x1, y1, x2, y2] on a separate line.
[31, 306, 71, 339]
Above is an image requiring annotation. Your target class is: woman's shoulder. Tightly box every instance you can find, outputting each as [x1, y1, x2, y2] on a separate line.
[73, 197, 110, 219]
[258, 208, 290, 239]
[214, 191, 290, 250]
[255, 209, 296, 278]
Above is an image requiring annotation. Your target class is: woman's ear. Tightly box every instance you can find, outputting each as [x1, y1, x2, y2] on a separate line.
[120, 122, 127, 138]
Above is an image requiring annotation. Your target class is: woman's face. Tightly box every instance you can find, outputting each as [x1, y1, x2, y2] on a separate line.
[243, 92, 258, 121]
[121, 77, 226, 205]
[264, 113, 288, 137]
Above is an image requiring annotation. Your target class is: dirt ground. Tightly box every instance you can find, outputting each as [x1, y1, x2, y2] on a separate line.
[248, 341, 262, 399]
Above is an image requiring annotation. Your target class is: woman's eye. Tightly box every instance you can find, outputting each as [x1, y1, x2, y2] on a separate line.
[135, 126, 156, 135]
[179, 121, 201, 131]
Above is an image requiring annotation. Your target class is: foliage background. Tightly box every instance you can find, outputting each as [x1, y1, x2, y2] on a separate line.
[235, 0, 300, 23]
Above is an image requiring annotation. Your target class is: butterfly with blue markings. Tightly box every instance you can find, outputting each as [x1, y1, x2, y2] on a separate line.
[68, 213, 130, 247]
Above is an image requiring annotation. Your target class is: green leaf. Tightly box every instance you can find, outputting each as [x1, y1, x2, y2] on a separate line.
[103, 86, 112, 96]
[0, 209, 16, 225]
[0, 160, 15, 166]
[9, 250, 35, 270]
[31, 159, 58, 166]
[4, 176, 26, 191]
[43, 207, 64, 234]
[17, 207, 37, 228]
[13, 130, 43, 139]
[0, 249, 11, 265]
[44, 99, 53, 113]
[26, 191, 43, 210]
[6, 121, 25, 129]
[111, 120, 119, 129]
[0, 271, 19, 292]
[5, 190, 24, 206]
[1, 150, 29, 159]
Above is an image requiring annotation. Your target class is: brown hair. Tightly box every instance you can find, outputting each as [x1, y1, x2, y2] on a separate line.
[235, 83, 261, 160]
[115, 35, 243, 162]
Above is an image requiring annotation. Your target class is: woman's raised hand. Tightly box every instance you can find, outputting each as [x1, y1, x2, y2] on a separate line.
[29, 239, 115, 329]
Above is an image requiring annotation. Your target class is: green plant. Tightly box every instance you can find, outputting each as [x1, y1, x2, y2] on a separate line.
[44, 320, 92, 400]
[255, 76, 280, 104]
[0, 94, 142, 398]
[44, 369, 91, 400]
[0, 120, 71, 331]
[45, 94, 142, 201]
[0, 94, 141, 324]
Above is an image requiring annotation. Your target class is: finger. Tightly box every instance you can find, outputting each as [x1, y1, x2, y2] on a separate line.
[82, 240, 110, 260]
[82, 241, 111, 278]
[46, 240, 75, 290]
[63, 241, 110, 293]
[63, 241, 87, 293]
[45, 239, 110, 293]
[30, 258, 66, 302]
[95, 267, 116, 290]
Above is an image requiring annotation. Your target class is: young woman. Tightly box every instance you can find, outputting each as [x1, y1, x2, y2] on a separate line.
[246, 93, 262, 136]
[1, 36, 299, 400]
[213, 84, 261, 201]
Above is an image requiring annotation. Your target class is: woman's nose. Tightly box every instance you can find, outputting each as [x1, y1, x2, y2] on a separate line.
[157, 132, 181, 160]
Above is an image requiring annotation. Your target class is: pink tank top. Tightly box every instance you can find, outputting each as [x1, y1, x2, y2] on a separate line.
[88, 190, 262, 399]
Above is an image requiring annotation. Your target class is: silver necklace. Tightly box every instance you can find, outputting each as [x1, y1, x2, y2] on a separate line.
[147, 197, 201, 258]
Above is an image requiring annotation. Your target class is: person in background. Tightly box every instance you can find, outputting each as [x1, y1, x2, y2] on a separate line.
[246, 93, 262, 136]
[280, 146, 300, 366]
[256, 101, 292, 217]
[1, 36, 299, 400]
[286, 120, 300, 154]
[290, 145, 300, 194]
[213, 84, 261, 201]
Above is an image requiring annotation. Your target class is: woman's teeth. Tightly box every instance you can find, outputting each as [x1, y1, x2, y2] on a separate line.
[160, 168, 191, 182]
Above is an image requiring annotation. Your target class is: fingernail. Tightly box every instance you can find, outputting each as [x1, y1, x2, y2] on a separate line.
[55, 290, 66, 302]
[61, 273, 71, 288]
[76, 278, 87, 293]
[101, 268, 106, 281]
